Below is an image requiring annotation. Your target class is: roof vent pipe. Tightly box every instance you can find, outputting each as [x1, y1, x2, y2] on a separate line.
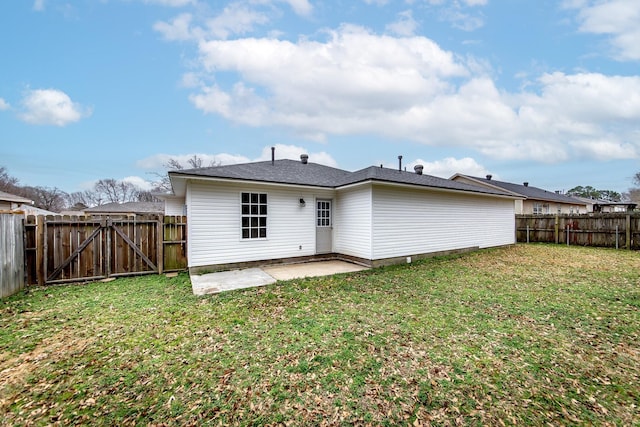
[300, 154, 309, 164]
[486, 174, 492, 180]
[414, 165, 424, 175]
[271, 146, 275, 165]
[524, 182, 529, 187]
[398, 155, 403, 171]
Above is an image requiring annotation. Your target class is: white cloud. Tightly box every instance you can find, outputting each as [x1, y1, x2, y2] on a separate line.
[256, 144, 338, 167]
[569, 0, 640, 61]
[281, 0, 313, 16]
[33, 0, 45, 11]
[440, 8, 485, 31]
[154, 4, 270, 41]
[0, 98, 10, 111]
[122, 176, 156, 191]
[137, 144, 338, 171]
[142, 0, 195, 7]
[386, 10, 419, 36]
[205, 3, 270, 39]
[192, 25, 467, 130]
[408, 157, 491, 179]
[462, 0, 487, 5]
[569, 139, 638, 159]
[158, 9, 640, 165]
[153, 0, 314, 43]
[154, 13, 201, 41]
[19, 88, 92, 126]
[136, 153, 250, 170]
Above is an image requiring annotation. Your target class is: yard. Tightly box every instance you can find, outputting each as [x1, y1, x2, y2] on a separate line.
[1, 245, 639, 426]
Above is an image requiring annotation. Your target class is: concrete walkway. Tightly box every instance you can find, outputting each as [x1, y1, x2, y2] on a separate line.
[190, 260, 368, 295]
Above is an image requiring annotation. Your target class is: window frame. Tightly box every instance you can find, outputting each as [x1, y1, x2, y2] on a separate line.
[533, 202, 550, 215]
[240, 192, 267, 240]
[316, 200, 332, 227]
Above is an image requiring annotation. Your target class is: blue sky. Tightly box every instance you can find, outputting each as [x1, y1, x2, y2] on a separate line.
[1, 0, 639, 196]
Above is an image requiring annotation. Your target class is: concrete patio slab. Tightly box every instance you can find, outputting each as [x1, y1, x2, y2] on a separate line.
[262, 260, 368, 281]
[190, 268, 277, 296]
[190, 260, 368, 295]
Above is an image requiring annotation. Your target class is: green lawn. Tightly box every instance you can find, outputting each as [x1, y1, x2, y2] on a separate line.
[1, 244, 639, 426]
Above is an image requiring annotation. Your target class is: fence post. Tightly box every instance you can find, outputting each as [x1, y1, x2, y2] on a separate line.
[157, 216, 164, 275]
[36, 215, 45, 285]
[626, 214, 631, 250]
[567, 225, 570, 246]
[555, 214, 560, 244]
[526, 225, 530, 243]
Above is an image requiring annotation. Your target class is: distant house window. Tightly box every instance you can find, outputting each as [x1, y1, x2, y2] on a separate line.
[241, 192, 267, 239]
[533, 203, 550, 215]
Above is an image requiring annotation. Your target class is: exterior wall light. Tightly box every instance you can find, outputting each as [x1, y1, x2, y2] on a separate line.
[299, 198, 306, 207]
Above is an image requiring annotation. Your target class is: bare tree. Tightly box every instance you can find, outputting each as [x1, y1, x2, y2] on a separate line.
[93, 179, 141, 204]
[66, 190, 103, 208]
[137, 190, 160, 203]
[21, 186, 68, 212]
[152, 154, 219, 192]
[0, 166, 19, 193]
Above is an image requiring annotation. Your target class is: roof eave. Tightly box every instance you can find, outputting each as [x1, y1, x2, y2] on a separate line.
[168, 172, 336, 194]
[339, 178, 520, 199]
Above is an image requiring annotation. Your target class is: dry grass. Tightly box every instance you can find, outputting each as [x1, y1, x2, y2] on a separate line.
[1, 244, 639, 425]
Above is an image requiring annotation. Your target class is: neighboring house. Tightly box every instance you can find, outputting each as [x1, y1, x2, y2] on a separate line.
[573, 197, 637, 213]
[60, 203, 89, 216]
[84, 201, 165, 217]
[0, 190, 33, 211]
[169, 155, 520, 273]
[450, 174, 588, 215]
[13, 204, 58, 216]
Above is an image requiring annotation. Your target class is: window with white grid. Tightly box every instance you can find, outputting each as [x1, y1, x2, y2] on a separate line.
[241, 192, 267, 239]
[317, 200, 331, 227]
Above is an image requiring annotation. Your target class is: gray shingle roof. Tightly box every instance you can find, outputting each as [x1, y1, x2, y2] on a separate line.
[461, 175, 585, 204]
[170, 160, 514, 197]
[0, 190, 33, 204]
[85, 202, 165, 214]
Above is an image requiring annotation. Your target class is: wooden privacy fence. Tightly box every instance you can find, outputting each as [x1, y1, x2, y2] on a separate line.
[1, 213, 25, 298]
[516, 213, 640, 249]
[25, 215, 187, 285]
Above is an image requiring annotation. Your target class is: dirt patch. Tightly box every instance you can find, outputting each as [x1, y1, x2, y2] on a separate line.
[0, 329, 95, 396]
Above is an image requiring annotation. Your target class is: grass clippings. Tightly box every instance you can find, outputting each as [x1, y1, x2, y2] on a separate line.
[1, 244, 639, 425]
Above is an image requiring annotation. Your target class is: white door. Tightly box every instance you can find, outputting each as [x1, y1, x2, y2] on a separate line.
[316, 199, 332, 254]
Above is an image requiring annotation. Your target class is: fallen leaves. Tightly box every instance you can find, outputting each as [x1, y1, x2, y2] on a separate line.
[1, 246, 639, 425]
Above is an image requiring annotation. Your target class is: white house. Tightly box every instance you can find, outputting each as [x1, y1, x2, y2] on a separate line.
[169, 155, 519, 273]
[0, 190, 33, 212]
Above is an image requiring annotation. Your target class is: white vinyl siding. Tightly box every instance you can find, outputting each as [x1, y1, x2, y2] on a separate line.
[334, 186, 372, 260]
[188, 180, 333, 267]
[164, 197, 186, 216]
[371, 185, 515, 260]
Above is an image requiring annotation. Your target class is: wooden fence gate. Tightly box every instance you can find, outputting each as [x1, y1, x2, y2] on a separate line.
[25, 215, 187, 285]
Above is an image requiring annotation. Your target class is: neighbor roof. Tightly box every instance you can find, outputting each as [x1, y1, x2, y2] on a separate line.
[455, 175, 585, 205]
[85, 201, 165, 214]
[169, 159, 515, 198]
[0, 190, 33, 204]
